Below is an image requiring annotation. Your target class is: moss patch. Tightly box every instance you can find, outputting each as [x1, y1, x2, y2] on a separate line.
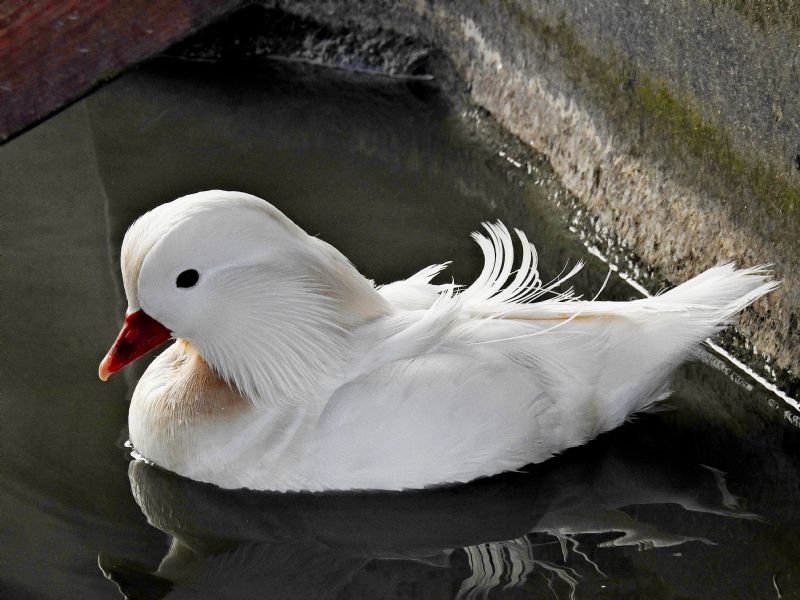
[708, 0, 800, 32]
[631, 78, 800, 214]
[497, 2, 800, 221]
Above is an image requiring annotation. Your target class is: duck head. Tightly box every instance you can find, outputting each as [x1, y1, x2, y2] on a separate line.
[99, 190, 387, 405]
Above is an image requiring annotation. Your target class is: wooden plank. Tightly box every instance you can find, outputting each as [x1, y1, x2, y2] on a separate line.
[0, 0, 245, 142]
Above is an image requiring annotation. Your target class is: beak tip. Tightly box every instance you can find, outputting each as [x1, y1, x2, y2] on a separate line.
[98, 358, 112, 382]
[99, 310, 171, 383]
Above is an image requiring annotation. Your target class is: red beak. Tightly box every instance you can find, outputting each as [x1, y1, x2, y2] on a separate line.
[98, 310, 172, 381]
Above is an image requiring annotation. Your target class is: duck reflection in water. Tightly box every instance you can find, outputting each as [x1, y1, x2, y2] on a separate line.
[99, 424, 760, 600]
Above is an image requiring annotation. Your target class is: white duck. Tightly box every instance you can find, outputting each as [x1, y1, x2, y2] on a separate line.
[99, 190, 776, 492]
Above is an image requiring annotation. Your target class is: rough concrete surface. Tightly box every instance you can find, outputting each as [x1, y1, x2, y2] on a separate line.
[270, 0, 799, 389]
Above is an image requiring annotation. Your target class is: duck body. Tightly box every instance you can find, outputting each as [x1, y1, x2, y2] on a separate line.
[105, 191, 776, 492]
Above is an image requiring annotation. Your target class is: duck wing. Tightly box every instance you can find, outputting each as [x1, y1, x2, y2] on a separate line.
[313, 224, 775, 491]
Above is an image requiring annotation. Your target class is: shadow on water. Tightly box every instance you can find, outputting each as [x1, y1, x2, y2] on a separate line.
[2, 53, 799, 599]
[102, 423, 769, 600]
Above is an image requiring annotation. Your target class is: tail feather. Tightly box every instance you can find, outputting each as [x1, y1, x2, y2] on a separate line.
[446, 224, 778, 431]
[381, 221, 777, 330]
[652, 263, 778, 319]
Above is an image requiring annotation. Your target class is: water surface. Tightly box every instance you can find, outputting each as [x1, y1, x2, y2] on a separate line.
[2, 57, 799, 599]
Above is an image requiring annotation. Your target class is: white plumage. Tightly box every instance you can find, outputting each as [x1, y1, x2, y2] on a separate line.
[101, 190, 777, 491]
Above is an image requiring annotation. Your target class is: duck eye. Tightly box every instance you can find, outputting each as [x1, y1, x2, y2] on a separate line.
[176, 269, 199, 288]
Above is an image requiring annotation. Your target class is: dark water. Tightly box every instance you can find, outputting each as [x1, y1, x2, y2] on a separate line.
[2, 57, 799, 599]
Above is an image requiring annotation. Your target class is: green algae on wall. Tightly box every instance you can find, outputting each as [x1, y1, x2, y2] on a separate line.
[631, 78, 800, 216]
[708, 0, 800, 32]
[511, 9, 800, 231]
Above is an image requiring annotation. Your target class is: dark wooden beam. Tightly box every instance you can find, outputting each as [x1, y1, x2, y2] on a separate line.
[0, 0, 246, 142]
